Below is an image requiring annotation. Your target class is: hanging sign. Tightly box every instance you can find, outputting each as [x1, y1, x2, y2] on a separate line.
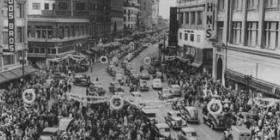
[205, 0, 216, 39]
[5, 0, 15, 52]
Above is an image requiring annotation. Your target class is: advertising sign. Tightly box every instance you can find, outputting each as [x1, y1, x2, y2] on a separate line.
[5, 0, 15, 52]
[205, 0, 216, 39]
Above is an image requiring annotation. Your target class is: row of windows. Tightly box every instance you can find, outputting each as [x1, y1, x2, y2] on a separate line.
[124, 16, 137, 22]
[32, 2, 104, 11]
[218, 21, 279, 49]
[2, 51, 24, 66]
[2, 27, 24, 44]
[2, 3, 25, 18]
[179, 32, 201, 43]
[232, 0, 279, 10]
[27, 24, 89, 39]
[124, 9, 138, 15]
[28, 48, 57, 54]
[178, 11, 203, 26]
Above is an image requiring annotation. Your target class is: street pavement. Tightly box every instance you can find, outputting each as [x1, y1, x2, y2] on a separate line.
[70, 43, 223, 140]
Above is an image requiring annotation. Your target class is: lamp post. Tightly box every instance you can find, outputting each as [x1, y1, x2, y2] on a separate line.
[245, 74, 252, 95]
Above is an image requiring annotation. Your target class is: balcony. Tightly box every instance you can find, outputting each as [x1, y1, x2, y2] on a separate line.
[177, 0, 205, 7]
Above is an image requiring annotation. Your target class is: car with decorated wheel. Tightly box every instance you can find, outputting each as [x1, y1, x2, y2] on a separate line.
[154, 123, 171, 140]
[178, 127, 198, 140]
[203, 112, 227, 130]
[73, 74, 90, 87]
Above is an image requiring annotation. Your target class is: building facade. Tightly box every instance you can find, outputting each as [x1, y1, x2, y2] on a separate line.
[176, 0, 214, 74]
[0, 0, 35, 83]
[140, 0, 159, 31]
[212, 0, 280, 97]
[110, 0, 124, 37]
[123, 0, 140, 31]
[27, 0, 90, 65]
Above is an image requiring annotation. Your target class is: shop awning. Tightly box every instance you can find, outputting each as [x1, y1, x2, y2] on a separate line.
[191, 62, 202, 68]
[0, 66, 38, 84]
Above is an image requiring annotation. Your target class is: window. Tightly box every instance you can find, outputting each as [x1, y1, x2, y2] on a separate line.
[190, 34, 194, 42]
[197, 35, 201, 42]
[16, 27, 24, 43]
[185, 12, 189, 24]
[232, 22, 242, 44]
[184, 33, 188, 41]
[264, 22, 278, 49]
[45, 3, 49, 10]
[190, 12, 195, 25]
[197, 11, 202, 25]
[32, 3, 40, 10]
[179, 32, 182, 39]
[2, 32, 8, 44]
[247, 0, 258, 9]
[266, 0, 279, 8]
[247, 22, 258, 47]
[233, 0, 242, 10]
[76, 2, 85, 10]
[53, 3, 56, 10]
[58, 2, 67, 10]
[217, 22, 224, 42]
[218, 0, 225, 11]
[3, 55, 15, 65]
[179, 13, 183, 25]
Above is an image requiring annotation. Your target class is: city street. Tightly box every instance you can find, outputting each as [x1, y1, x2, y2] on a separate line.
[71, 43, 223, 140]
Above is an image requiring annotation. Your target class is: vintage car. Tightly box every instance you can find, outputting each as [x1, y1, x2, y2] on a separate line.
[73, 74, 90, 87]
[164, 111, 186, 129]
[131, 91, 141, 97]
[87, 82, 106, 96]
[181, 106, 200, 124]
[223, 126, 251, 140]
[203, 112, 227, 130]
[115, 73, 125, 85]
[142, 108, 158, 123]
[109, 81, 125, 93]
[154, 123, 171, 140]
[170, 84, 182, 97]
[171, 99, 185, 110]
[52, 73, 67, 80]
[140, 70, 151, 80]
[140, 79, 150, 91]
[159, 88, 174, 100]
[178, 127, 198, 140]
[39, 127, 59, 140]
[107, 65, 117, 76]
[152, 78, 162, 90]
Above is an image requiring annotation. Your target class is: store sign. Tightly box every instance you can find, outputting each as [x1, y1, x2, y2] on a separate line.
[205, 0, 216, 39]
[5, 0, 15, 52]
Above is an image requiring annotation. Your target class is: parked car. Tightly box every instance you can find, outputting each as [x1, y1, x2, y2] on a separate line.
[152, 78, 162, 90]
[140, 79, 150, 91]
[73, 74, 90, 87]
[170, 84, 181, 96]
[178, 127, 198, 140]
[223, 126, 251, 140]
[109, 81, 124, 93]
[154, 123, 171, 140]
[158, 88, 173, 100]
[131, 91, 141, 97]
[142, 108, 158, 123]
[87, 82, 106, 96]
[140, 70, 151, 80]
[181, 106, 200, 124]
[164, 111, 186, 129]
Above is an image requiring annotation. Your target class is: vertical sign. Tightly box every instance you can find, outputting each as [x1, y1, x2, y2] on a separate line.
[205, 0, 216, 39]
[5, 0, 15, 52]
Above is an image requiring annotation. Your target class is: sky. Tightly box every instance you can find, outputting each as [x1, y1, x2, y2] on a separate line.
[159, 0, 176, 19]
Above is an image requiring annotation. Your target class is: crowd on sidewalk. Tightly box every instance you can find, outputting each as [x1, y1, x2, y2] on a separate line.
[162, 60, 280, 140]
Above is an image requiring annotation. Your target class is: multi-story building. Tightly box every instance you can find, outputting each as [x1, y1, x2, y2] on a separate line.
[0, 0, 36, 84]
[88, 0, 111, 43]
[27, 0, 90, 65]
[140, 0, 159, 31]
[212, 0, 280, 97]
[110, 0, 124, 37]
[176, 0, 214, 74]
[123, 0, 140, 31]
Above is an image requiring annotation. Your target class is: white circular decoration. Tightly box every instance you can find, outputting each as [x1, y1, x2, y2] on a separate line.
[100, 56, 108, 64]
[144, 57, 152, 65]
[207, 99, 223, 115]
[110, 95, 124, 110]
[22, 89, 36, 104]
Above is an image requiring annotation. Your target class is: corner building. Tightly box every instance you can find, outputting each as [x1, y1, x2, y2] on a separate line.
[212, 0, 280, 97]
[177, 0, 214, 74]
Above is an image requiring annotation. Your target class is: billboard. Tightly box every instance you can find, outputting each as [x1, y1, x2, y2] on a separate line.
[5, 0, 16, 52]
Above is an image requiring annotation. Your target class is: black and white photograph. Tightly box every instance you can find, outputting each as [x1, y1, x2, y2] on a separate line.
[0, 0, 280, 140]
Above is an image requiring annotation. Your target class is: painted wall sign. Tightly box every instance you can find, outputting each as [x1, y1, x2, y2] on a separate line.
[5, 0, 15, 52]
[205, 0, 216, 39]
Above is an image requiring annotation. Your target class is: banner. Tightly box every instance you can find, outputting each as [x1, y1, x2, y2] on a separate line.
[67, 93, 108, 104]
[5, 0, 15, 52]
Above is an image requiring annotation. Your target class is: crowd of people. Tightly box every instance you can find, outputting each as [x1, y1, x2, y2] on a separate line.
[161, 59, 280, 140]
